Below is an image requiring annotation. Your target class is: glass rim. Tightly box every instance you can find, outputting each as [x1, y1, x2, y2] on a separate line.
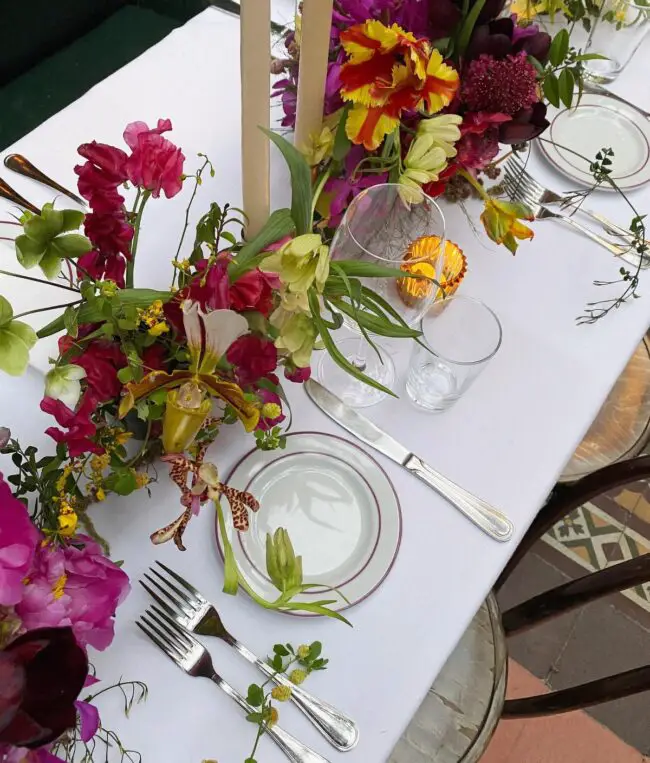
[419, 294, 503, 366]
[343, 183, 446, 264]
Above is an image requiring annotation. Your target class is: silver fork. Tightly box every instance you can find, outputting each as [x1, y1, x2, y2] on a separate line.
[505, 154, 637, 241]
[141, 562, 359, 751]
[502, 171, 635, 259]
[137, 607, 332, 763]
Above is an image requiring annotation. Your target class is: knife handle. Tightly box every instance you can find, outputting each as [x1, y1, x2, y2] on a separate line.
[404, 455, 514, 542]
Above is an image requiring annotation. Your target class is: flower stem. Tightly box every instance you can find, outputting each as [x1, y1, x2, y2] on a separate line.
[458, 168, 489, 201]
[13, 300, 82, 321]
[0, 269, 80, 292]
[125, 190, 151, 289]
[172, 159, 209, 288]
[311, 168, 331, 221]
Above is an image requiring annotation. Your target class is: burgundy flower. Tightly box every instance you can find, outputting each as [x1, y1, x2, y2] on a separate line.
[227, 336, 278, 387]
[76, 250, 127, 288]
[0, 627, 88, 750]
[83, 211, 133, 259]
[142, 344, 169, 373]
[454, 112, 511, 170]
[41, 394, 103, 458]
[123, 119, 185, 199]
[230, 269, 280, 317]
[284, 364, 311, 383]
[462, 53, 539, 115]
[68, 340, 126, 403]
[499, 102, 550, 143]
[77, 142, 128, 184]
[428, 0, 463, 39]
[468, 17, 551, 63]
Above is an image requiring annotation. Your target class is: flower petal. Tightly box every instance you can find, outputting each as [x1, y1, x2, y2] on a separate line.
[75, 700, 99, 742]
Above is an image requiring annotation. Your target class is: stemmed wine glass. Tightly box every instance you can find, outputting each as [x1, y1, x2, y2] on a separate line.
[317, 183, 446, 407]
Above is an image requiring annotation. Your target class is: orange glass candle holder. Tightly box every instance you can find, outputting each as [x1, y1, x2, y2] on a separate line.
[397, 236, 467, 308]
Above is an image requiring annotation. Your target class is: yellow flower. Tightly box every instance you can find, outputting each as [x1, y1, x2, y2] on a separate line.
[115, 430, 132, 446]
[399, 134, 448, 194]
[148, 321, 170, 337]
[95, 488, 106, 502]
[289, 669, 307, 685]
[268, 707, 279, 727]
[58, 502, 78, 536]
[481, 198, 535, 254]
[261, 402, 282, 420]
[52, 573, 67, 600]
[91, 453, 110, 472]
[263, 234, 330, 295]
[304, 124, 335, 166]
[138, 299, 166, 329]
[135, 471, 150, 488]
[297, 645, 310, 659]
[271, 685, 293, 702]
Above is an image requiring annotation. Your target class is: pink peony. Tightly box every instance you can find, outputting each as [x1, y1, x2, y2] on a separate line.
[16, 536, 130, 651]
[0, 476, 38, 607]
[123, 119, 185, 199]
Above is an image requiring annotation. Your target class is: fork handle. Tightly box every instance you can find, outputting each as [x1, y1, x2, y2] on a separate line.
[229, 639, 358, 751]
[554, 212, 629, 257]
[211, 673, 332, 763]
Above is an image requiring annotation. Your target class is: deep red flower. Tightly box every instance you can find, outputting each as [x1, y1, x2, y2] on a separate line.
[230, 269, 280, 317]
[164, 260, 230, 336]
[499, 102, 550, 143]
[77, 250, 127, 288]
[455, 111, 512, 170]
[284, 364, 311, 383]
[423, 163, 459, 197]
[123, 119, 185, 199]
[0, 627, 88, 750]
[227, 335, 278, 386]
[142, 344, 169, 373]
[70, 340, 127, 402]
[41, 394, 103, 458]
[83, 211, 133, 259]
[74, 163, 125, 213]
[77, 142, 128, 184]
[462, 53, 539, 115]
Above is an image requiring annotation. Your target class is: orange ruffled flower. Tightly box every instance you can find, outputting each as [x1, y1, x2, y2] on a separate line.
[340, 20, 460, 151]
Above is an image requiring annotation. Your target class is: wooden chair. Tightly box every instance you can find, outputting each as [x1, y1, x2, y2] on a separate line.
[389, 455, 650, 763]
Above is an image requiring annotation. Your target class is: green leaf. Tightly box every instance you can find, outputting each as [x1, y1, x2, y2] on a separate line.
[246, 684, 265, 707]
[572, 53, 608, 61]
[15, 234, 44, 269]
[39, 247, 63, 280]
[39, 203, 65, 237]
[50, 233, 92, 258]
[0, 319, 37, 376]
[308, 641, 322, 660]
[229, 208, 295, 281]
[0, 296, 13, 327]
[105, 468, 137, 496]
[61, 209, 85, 233]
[332, 105, 352, 162]
[543, 73, 561, 107]
[331, 298, 420, 338]
[261, 128, 313, 235]
[558, 67, 575, 108]
[117, 366, 133, 384]
[273, 644, 289, 657]
[271, 654, 283, 671]
[63, 305, 78, 339]
[245, 713, 263, 724]
[331, 260, 418, 279]
[456, 0, 486, 55]
[549, 28, 570, 66]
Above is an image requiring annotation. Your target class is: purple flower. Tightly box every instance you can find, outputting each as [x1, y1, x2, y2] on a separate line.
[0, 476, 38, 607]
[16, 536, 130, 652]
[324, 146, 388, 225]
[499, 103, 550, 143]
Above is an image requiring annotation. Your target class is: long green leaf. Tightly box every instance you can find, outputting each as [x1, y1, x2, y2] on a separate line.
[549, 28, 570, 66]
[229, 207, 295, 281]
[261, 128, 313, 235]
[333, 260, 420, 279]
[456, 0, 486, 55]
[37, 288, 172, 338]
[331, 298, 421, 338]
[216, 500, 239, 595]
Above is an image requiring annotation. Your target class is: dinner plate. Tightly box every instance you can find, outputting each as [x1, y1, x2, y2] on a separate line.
[216, 431, 402, 614]
[538, 93, 650, 191]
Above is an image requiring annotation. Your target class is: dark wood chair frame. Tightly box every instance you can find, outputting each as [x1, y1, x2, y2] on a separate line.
[494, 454, 650, 718]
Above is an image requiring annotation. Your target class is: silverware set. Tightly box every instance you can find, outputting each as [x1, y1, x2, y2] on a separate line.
[138, 562, 358, 762]
[0, 154, 85, 215]
[503, 153, 649, 268]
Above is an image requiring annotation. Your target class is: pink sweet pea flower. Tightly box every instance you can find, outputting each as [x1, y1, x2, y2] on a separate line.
[74, 701, 99, 742]
[123, 119, 185, 199]
[16, 536, 130, 651]
[0, 476, 38, 607]
[40, 394, 103, 458]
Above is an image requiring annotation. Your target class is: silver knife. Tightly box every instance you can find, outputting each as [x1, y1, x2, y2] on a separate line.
[305, 380, 514, 542]
[583, 81, 650, 120]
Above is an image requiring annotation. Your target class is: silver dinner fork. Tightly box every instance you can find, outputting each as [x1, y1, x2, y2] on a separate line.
[140, 562, 359, 751]
[137, 607, 332, 763]
[504, 154, 636, 241]
[502, 170, 636, 259]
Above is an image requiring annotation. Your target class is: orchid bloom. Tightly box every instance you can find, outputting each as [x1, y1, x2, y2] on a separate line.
[119, 300, 259, 453]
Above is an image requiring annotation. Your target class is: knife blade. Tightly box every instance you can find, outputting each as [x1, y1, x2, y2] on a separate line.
[305, 379, 514, 542]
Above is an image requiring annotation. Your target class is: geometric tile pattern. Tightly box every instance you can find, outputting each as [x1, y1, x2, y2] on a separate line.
[542, 502, 650, 613]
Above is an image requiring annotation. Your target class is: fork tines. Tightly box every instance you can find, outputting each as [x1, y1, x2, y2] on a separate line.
[137, 606, 197, 662]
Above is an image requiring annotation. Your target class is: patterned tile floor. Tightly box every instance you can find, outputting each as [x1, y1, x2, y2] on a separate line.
[498, 479, 650, 754]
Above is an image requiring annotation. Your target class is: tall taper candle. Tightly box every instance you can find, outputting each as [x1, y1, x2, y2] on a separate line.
[294, 0, 334, 154]
[241, 0, 271, 239]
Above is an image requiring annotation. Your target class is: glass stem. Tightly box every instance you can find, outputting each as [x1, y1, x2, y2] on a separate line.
[350, 335, 368, 372]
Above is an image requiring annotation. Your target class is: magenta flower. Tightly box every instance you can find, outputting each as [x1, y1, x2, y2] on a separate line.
[16, 536, 130, 652]
[462, 53, 539, 115]
[324, 146, 388, 225]
[77, 142, 128, 184]
[40, 394, 103, 458]
[0, 476, 38, 607]
[284, 364, 311, 383]
[227, 335, 278, 387]
[123, 119, 185, 199]
[257, 385, 286, 432]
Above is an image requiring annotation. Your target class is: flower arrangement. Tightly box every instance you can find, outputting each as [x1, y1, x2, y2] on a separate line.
[273, 0, 599, 252]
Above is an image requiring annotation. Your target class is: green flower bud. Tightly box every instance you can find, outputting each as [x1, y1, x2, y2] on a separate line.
[266, 527, 303, 595]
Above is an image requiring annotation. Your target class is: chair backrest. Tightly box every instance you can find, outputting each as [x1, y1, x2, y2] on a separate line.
[497, 454, 650, 718]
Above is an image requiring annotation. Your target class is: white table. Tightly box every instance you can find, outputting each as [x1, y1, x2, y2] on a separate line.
[1, 8, 650, 762]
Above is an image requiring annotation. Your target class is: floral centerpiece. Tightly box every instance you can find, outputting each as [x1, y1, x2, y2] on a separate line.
[273, 0, 599, 252]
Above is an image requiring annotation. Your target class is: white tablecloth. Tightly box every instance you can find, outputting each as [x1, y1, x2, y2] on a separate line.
[1, 7, 650, 762]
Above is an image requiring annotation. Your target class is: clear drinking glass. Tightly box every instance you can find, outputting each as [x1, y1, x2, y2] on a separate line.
[584, 0, 650, 82]
[318, 183, 446, 408]
[405, 295, 503, 413]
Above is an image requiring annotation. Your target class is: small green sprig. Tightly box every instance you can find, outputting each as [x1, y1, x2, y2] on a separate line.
[243, 641, 328, 763]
